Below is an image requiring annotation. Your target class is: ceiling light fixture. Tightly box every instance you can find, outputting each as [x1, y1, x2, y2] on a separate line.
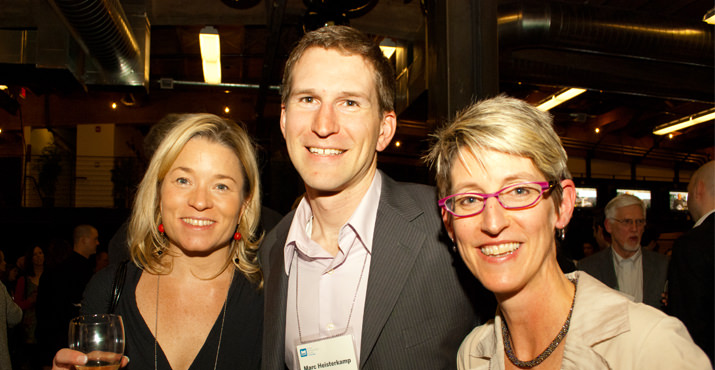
[379, 38, 398, 59]
[704, 8, 715, 24]
[653, 107, 715, 135]
[536, 88, 587, 111]
[380, 45, 396, 59]
[200, 26, 222, 84]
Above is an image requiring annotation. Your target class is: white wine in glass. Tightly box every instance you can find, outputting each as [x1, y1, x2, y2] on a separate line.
[69, 314, 125, 370]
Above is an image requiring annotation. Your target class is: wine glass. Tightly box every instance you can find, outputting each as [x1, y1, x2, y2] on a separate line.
[69, 314, 125, 370]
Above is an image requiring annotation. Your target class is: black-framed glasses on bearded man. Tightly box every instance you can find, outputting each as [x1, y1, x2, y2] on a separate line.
[439, 181, 557, 218]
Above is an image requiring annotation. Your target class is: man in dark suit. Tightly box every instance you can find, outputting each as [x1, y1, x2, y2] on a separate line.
[668, 160, 714, 364]
[260, 26, 490, 370]
[578, 194, 668, 309]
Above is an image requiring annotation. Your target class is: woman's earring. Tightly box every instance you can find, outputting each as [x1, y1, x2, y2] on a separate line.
[156, 223, 166, 255]
[557, 228, 566, 241]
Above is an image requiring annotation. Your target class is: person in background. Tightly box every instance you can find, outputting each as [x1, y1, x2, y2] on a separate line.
[14, 256, 25, 276]
[92, 250, 109, 274]
[592, 210, 610, 251]
[0, 251, 9, 293]
[0, 278, 22, 370]
[51, 114, 264, 370]
[578, 194, 669, 309]
[261, 25, 489, 370]
[4, 265, 19, 299]
[427, 95, 710, 369]
[668, 160, 715, 365]
[641, 228, 661, 253]
[0, 249, 19, 369]
[581, 241, 596, 258]
[42, 239, 72, 271]
[36, 225, 98, 369]
[13, 244, 45, 369]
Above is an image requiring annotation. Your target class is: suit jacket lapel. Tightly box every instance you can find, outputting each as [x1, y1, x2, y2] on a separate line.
[605, 248, 619, 289]
[359, 175, 427, 363]
[263, 216, 292, 369]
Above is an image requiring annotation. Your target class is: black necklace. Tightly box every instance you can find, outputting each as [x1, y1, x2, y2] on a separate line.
[502, 279, 577, 368]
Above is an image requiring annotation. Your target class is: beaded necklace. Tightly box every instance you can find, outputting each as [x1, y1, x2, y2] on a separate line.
[502, 279, 577, 368]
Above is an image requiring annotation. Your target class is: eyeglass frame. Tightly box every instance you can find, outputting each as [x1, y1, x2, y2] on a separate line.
[609, 218, 646, 227]
[439, 181, 557, 218]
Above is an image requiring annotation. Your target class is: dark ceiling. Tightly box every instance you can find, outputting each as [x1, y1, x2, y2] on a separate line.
[0, 0, 713, 173]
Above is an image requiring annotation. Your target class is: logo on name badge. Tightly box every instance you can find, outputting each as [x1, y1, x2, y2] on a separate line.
[300, 348, 308, 357]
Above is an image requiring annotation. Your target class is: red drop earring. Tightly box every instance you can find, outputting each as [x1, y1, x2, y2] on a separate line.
[233, 224, 241, 240]
[158, 223, 165, 233]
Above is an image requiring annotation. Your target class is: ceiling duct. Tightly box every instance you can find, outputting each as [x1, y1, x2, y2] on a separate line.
[302, 0, 379, 31]
[47, 0, 148, 87]
[498, 0, 715, 101]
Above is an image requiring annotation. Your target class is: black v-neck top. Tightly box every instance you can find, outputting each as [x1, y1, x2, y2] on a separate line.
[82, 262, 263, 370]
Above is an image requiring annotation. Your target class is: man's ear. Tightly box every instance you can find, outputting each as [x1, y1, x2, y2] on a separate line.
[695, 179, 705, 201]
[604, 217, 613, 234]
[376, 110, 397, 152]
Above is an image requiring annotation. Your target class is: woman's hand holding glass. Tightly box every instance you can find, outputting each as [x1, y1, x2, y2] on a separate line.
[52, 314, 127, 370]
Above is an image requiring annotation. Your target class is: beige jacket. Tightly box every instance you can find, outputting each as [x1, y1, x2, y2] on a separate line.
[457, 271, 711, 370]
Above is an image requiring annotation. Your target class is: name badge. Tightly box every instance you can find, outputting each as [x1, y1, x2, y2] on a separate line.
[296, 334, 358, 370]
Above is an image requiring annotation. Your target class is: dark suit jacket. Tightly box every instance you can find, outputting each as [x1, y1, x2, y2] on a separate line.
[577, 247, 668, 309]
[260, 173, 492, 369]
[667, 213, 714, 364]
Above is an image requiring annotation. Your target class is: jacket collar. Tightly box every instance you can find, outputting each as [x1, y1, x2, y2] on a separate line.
[466, 272, 631, 368]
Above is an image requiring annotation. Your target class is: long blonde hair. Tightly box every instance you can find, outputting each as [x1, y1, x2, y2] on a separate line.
[128, 113, 263, 286]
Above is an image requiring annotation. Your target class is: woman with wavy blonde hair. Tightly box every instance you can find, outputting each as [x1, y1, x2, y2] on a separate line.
[53, 113, 264, 370]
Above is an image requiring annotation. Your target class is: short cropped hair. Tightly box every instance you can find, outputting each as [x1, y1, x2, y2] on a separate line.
[129, 114, 263, 286]
[604, 194, 646, 220]
[426, 95, 571, 207]
[73, 225, 96, 245]
[281, 25, 395, 115]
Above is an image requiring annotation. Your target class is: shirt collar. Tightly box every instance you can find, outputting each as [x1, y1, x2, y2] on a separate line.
[611, 247, 642, 265]
[694, 209, 715, 228]
[283, 171, 383, 274]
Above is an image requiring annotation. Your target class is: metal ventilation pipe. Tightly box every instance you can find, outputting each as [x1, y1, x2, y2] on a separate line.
[499, 0, 714, 67]
[497, 0, 714, 101]
[48, 0, 141, 77]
